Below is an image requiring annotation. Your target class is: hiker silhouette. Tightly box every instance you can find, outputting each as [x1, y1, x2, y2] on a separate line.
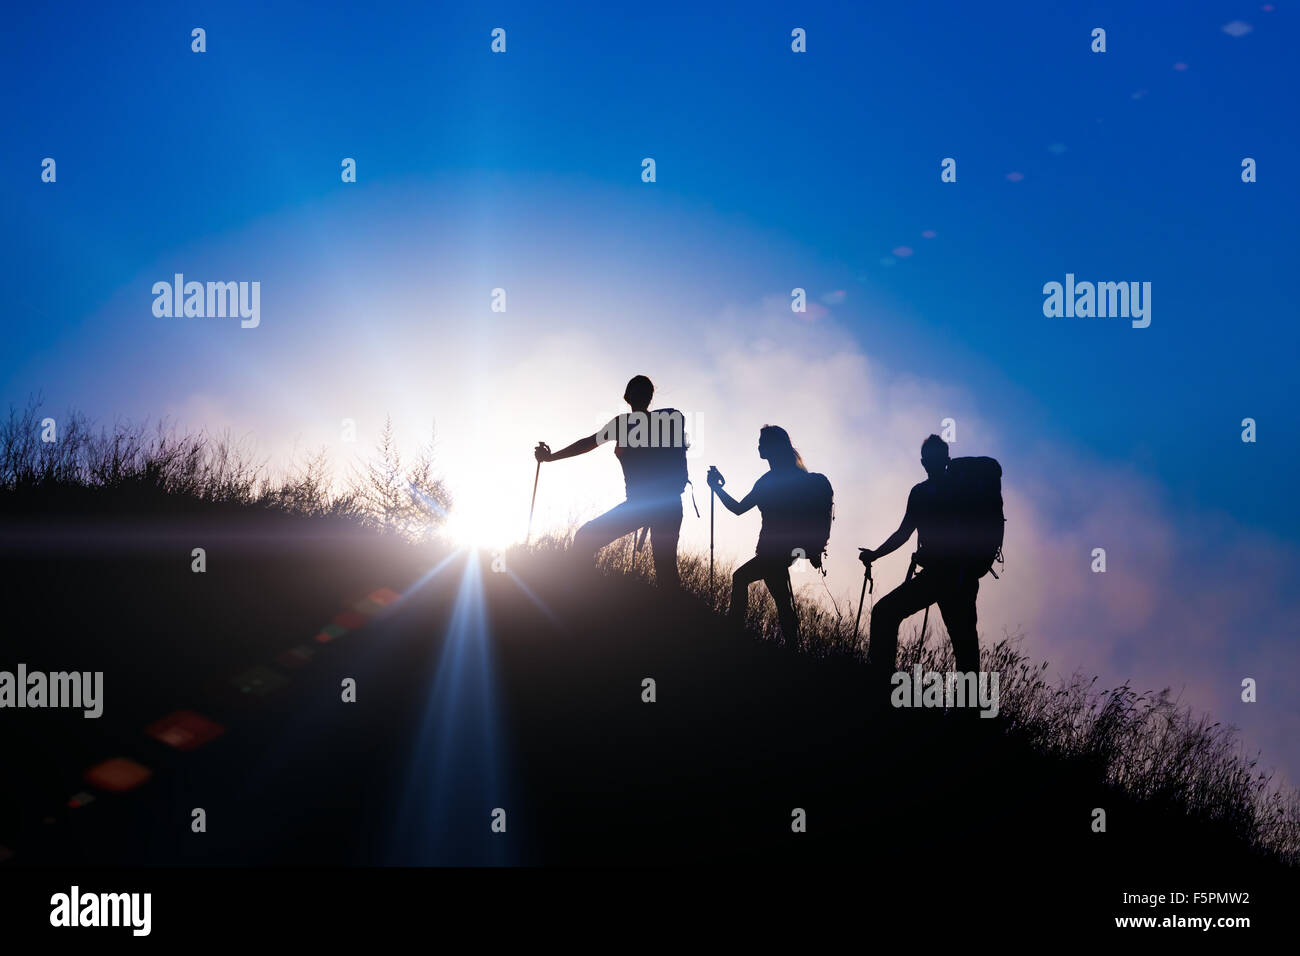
[860, 434, 988, 685]
[534, 375, 687, 590]
[708, 425, 824, 643]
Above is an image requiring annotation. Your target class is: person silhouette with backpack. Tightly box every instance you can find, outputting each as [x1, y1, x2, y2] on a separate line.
[859, 434, 1003, 686]
[707, 425, 833, 643]
[534, 375, 689, 591]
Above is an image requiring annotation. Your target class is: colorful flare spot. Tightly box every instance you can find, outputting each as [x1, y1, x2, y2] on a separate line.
[315, 623, 349, 643]
[333, 609, 368, 630]
[85, 758, 153, 793]
[1005, 171, 1024, 182]
[892, 246, 914, 258]
[146, 710, 226, 751]
[67, 791, 96, 808]
[277, 646, 315, 669]
[352, 597, 384, 617]
[232, 665, 287, 696]
[368, 587, 400, 606]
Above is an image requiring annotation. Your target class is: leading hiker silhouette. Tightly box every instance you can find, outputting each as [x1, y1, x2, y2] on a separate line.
[534, 375, 688, 590]
[860, 434, 983, 684]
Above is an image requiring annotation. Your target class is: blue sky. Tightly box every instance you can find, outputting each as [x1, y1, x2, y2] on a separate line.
[4, 3, 1299, 777]
[5, 0, 1296, 531]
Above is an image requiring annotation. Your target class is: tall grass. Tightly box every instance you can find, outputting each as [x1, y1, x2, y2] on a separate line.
[0, 399, 450, 538]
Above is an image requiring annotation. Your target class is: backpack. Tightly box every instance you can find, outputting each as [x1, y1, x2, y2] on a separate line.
[940, 456, 1005, 577]
[613, 409, 690, 496]
[646, 408, 690, 493]
[792, 471, 835, 570]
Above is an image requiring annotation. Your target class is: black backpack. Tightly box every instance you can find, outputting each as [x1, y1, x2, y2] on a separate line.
[940, 457, 1005, 577]
[613, 409, 690, 495]
[791, 471, 835, 570]
[646, 408, 690, 493]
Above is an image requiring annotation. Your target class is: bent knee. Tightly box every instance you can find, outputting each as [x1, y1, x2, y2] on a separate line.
[572, 525, 601, 556]
[871, 601, 902, 626]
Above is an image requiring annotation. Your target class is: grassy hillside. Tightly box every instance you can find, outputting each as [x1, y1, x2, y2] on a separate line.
[0, 407, 1295, 899]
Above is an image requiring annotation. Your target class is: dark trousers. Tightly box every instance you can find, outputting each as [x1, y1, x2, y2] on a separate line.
[868, 565, 980, 674]
[729, 555, 799, 641]
[573, 496, 682, 590]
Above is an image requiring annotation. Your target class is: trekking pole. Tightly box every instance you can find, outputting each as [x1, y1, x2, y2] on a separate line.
[907, 551, 930, 648]
[852, 559, 873, 642]
[709, 485, 715, 592]
[525, 458, 541, 546]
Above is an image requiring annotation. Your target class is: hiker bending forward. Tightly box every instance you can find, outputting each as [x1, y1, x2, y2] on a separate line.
[534, 375, 687, 590]
[860, 434, 983, 677]
[708, 425, 823, 643]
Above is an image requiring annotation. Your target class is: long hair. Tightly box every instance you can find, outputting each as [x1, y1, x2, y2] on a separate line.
[760, 424, 808, 472]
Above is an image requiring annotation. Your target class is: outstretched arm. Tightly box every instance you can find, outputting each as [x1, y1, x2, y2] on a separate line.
[535, 434, 598, 462]
[706, 466, 758, 516]
[860, 493, 917, 565]
[715, 485, 759, 516]
[867, 516, 915, 560]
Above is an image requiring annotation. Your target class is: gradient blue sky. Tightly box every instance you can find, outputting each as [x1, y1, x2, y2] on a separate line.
[6, 0, 1296, 529]
[4, 2, 1298, 779]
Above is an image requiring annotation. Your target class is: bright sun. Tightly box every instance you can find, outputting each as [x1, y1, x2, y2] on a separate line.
[440, 492, 520, 553]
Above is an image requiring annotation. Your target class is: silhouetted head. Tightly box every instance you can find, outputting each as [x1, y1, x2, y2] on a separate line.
[921, 433, 949, 479]
[624, 375, 654, 412]
[758, 425, 808, 472]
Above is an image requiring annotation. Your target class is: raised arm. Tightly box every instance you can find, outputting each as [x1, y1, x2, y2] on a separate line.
[535, 434, 598, 462]
[869, 515, 916, 560]
[860, 489, 918, 564]
[706, 466, 759, 516]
